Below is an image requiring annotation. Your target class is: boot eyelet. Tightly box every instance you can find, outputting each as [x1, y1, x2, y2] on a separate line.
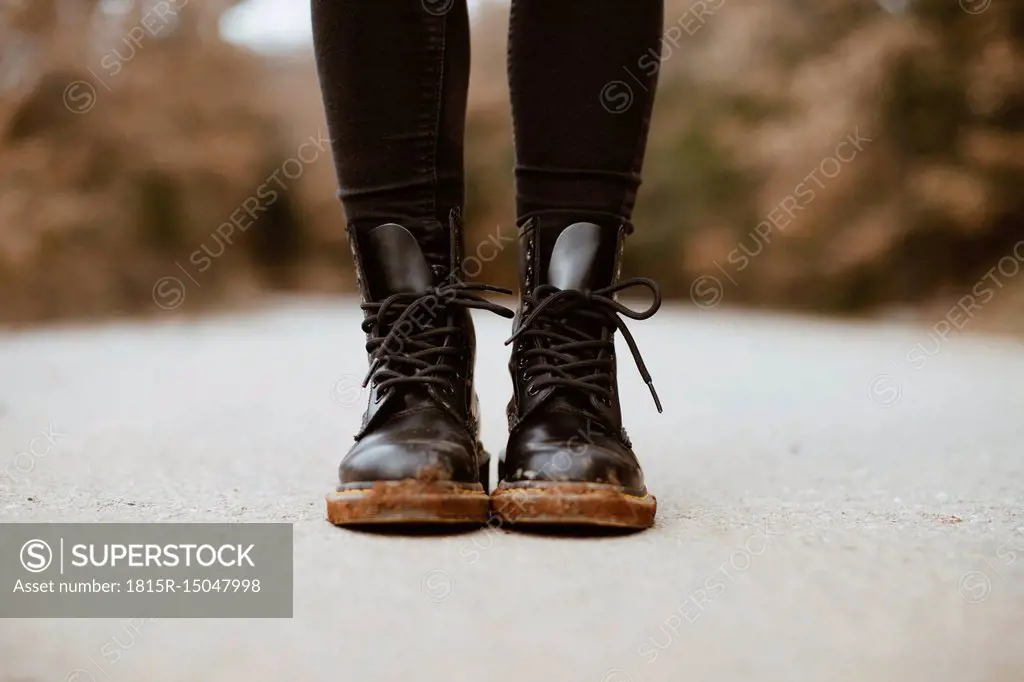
[526, 385, 540, 396]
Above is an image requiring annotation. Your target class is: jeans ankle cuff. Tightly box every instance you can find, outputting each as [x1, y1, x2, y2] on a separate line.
[516, 210, 633, 236]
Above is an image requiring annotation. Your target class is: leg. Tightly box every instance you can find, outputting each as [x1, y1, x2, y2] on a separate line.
[508, 0, 663, 232]
[311, 0, 470, 263]
[313, 1, 514, 525]
[497, 0, 665, 530]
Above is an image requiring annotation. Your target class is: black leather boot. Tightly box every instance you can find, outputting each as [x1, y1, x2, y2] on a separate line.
[326, 211, 513, 525]
[492, 220, 662, 529]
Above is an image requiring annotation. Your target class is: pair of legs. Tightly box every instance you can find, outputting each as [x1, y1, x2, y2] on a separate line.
[311, 0, 662, 249]
[314, 0, 665, 529]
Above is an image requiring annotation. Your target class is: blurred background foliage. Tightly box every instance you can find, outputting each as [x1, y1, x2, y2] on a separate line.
[0, 0, 1022, 328]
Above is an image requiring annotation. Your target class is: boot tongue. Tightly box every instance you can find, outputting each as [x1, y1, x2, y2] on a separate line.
[362, 223, 434, 298]
[535, 221, 619, 416]
[546, 222, 615, 290]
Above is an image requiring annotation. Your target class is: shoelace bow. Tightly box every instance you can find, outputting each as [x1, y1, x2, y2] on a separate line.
[505, 277, 663, 413]
[361, 281, 514, 395]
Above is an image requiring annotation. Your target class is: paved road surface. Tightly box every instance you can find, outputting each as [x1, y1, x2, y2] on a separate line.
[1, 300, 1022, 682]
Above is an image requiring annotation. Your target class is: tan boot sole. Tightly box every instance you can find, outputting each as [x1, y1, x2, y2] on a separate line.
[326, 481, 489, 525]
[491, 482, 656, 529]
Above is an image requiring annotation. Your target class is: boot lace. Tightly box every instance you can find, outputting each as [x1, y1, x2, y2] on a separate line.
[505, 277, 663, 412]
[361, 281, 514, 395]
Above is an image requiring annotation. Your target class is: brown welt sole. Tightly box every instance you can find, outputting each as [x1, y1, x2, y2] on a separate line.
[491, 482, 656, 529]
[326, 480, 490, 525]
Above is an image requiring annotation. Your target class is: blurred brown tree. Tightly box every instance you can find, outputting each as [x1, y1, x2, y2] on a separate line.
[1, 0, 1021, 329]
[1, 0, 348, 323]
[463, 0, 1023, 322]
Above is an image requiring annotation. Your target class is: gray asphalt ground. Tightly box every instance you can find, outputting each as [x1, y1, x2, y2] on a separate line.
[1, 299, 1022, 682]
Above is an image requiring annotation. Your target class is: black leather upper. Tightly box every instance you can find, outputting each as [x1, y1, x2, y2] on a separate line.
[501, 220, 661, 495]
[339, 213, 512, 489]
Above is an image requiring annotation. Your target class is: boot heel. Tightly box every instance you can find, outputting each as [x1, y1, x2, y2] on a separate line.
[496, 448, 507, 485]
[478, 454, 491, 493]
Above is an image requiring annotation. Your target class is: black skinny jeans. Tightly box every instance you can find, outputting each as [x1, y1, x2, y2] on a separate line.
[311, 0, 663, 260]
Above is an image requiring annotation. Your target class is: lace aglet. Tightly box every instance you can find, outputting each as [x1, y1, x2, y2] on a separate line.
[361, 358, 380, 388]
[647, 381, 663, 414]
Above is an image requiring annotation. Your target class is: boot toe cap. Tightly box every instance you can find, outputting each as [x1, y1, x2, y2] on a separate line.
[338, 411, 482, 487]
[502, 418, 646, 494]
